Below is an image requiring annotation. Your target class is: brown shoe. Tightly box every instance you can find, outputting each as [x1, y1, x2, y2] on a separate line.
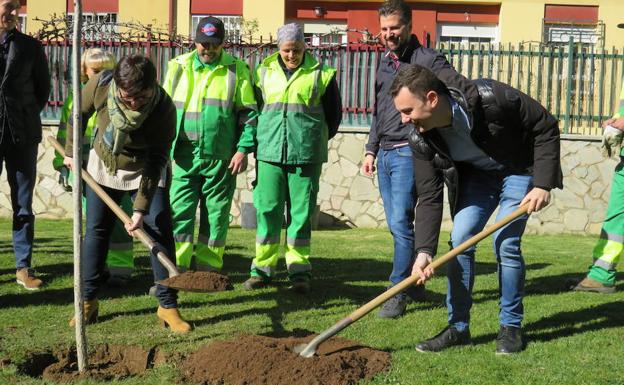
[69, 299, 99, 327]
[157, 306, 192, 333]
[571, 277, 616, 294]
[16, 268, 43, 290]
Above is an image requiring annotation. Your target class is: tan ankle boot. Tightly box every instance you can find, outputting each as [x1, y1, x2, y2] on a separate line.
[16, 268, 43, 290]
[69, 299, 99, 327]
[157, 306, 192, 333]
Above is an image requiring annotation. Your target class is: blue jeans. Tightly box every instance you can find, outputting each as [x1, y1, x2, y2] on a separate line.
[377, 146, 416, 296]
[83, 184, 178, 308]
[0, 142, 37, 270]
[447, 168, 532, 330]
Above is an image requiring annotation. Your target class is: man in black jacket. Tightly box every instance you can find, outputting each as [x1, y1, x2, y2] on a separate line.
[0, 0, 51, 290]
[360, 0, 478, 319]
[390, 64, 562, 354]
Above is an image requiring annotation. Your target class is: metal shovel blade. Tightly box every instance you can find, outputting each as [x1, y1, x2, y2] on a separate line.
[292, 342, 317, 358]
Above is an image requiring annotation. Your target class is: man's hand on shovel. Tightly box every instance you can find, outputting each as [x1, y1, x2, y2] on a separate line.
[125, 211, 144, 236]
[412, 252, 434, 285]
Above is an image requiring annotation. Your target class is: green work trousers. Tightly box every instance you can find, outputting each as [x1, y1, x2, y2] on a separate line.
[251, 161, 321, 281]
[588, 159, 624, 286]
[170, 157, 235, 271]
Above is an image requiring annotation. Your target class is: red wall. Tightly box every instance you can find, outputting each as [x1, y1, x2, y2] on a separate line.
[67, 0, 119, 13]
[285, 1, 500, 46]
[191, 0, 243, 15]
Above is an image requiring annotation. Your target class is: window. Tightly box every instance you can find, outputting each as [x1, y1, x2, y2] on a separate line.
[543, 21, 603, 46]
[302, 22, 347, 47]
[191, 15, 242, 44]
[68, 12, 118, 40]
[542, 5, 602, 47]
[437, 24, 498, 47]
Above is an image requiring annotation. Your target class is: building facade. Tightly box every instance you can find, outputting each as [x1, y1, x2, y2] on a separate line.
[23, 0, 624, 48]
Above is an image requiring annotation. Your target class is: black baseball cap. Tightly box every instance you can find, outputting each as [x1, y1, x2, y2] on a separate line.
[195, 16, 225, 44]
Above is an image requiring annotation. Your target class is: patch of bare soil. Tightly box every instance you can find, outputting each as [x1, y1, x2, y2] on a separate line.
[159, 271, 233, 292]
[18, 344, 164, 383]
[181, 334, 391, 385]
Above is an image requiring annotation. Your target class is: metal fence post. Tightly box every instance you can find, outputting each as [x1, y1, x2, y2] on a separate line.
[564, 36, 575, 134]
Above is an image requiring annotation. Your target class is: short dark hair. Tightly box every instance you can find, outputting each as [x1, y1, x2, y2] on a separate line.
[379, 0, 412, 26]
[390, 64, 449, 100]
[113, 55, 157, 96]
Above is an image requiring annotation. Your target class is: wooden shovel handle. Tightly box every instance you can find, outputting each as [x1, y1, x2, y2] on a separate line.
[348, 204, 529, 321]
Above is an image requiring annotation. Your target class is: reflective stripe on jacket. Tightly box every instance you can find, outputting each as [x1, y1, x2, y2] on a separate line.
[163, 50, 257, 160]
[255, 51, 336, 164]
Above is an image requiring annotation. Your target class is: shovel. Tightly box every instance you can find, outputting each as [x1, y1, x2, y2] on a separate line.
[48, 136, 216, 293]
[294, 204, 529, 357]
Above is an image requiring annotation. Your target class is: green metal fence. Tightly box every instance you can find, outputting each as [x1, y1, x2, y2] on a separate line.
[438, 38, 624, 135]
[43, 38, 624, 135]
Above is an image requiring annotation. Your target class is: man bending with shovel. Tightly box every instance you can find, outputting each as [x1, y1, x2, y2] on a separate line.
[391, 65, 562, 354]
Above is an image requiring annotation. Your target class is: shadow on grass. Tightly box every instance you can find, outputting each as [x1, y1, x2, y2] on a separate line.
[470, 298, 624, 348]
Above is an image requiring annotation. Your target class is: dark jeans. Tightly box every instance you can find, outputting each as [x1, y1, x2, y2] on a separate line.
[0, 141, 37, 270]
[84, 184, 178, 308]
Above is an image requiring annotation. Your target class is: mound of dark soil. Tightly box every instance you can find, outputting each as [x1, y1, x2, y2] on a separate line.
[159, 271, 233, 292]
[181, 334, 391, 385]
[18, 344, 165, 383]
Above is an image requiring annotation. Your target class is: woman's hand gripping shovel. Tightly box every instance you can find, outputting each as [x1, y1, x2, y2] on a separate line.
[294, 204, 530, 357]
[48, 136, 219, 293]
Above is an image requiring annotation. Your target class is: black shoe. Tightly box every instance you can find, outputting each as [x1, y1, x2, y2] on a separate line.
[288, 280, 310, 294]
[416, 326, 471, 352]
[496, 326, 523, 355]
[378, 293, 409, 318]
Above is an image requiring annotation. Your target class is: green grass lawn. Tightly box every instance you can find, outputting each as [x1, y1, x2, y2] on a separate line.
[0, 219, 623, 385]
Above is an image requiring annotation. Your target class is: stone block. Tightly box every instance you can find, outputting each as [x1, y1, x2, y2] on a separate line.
[563, 176, 589, 196]
[333, 186, 349, 197]
[330, 195, 344, 210]
[340, 200, 362, 220]
[328, 149, 340, 165]
[318, 181, 333, 201]
[339, 158, 359, 178]
[572, 166, 588, 179]
[339, 136, 365, 164]
[349, 175, 379, 201]
[367, 202, 385, 220]
[552, 188, 584, 209]
[322, 162, 344, 186]
[563, 209, 588, 232]
[354, 214, 380, 228]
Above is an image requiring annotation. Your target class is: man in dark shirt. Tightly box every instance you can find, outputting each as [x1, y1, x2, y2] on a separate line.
[0, 0, 51, 290]
[360, 0, 476, 318]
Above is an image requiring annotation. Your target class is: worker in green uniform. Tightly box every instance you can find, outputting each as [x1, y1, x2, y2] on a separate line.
[572, 77, 624, 293]
[53, 48, 134, 285]
[163, 17, 257, 272]
[243, 23, 342, 294]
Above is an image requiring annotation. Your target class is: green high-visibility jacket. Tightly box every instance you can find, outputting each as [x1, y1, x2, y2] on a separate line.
[255, 51, 336, 164]
[163, 50, 257, 160]
[53, 91, 96, 170]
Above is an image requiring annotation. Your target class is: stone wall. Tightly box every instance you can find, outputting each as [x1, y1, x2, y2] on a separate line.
[3, 126, 615, 236]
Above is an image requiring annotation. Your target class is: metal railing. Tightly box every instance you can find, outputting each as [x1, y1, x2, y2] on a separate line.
[42, 37, 624, 135]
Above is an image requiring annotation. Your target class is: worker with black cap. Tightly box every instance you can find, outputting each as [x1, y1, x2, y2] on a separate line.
[163, 16, 257, 273]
